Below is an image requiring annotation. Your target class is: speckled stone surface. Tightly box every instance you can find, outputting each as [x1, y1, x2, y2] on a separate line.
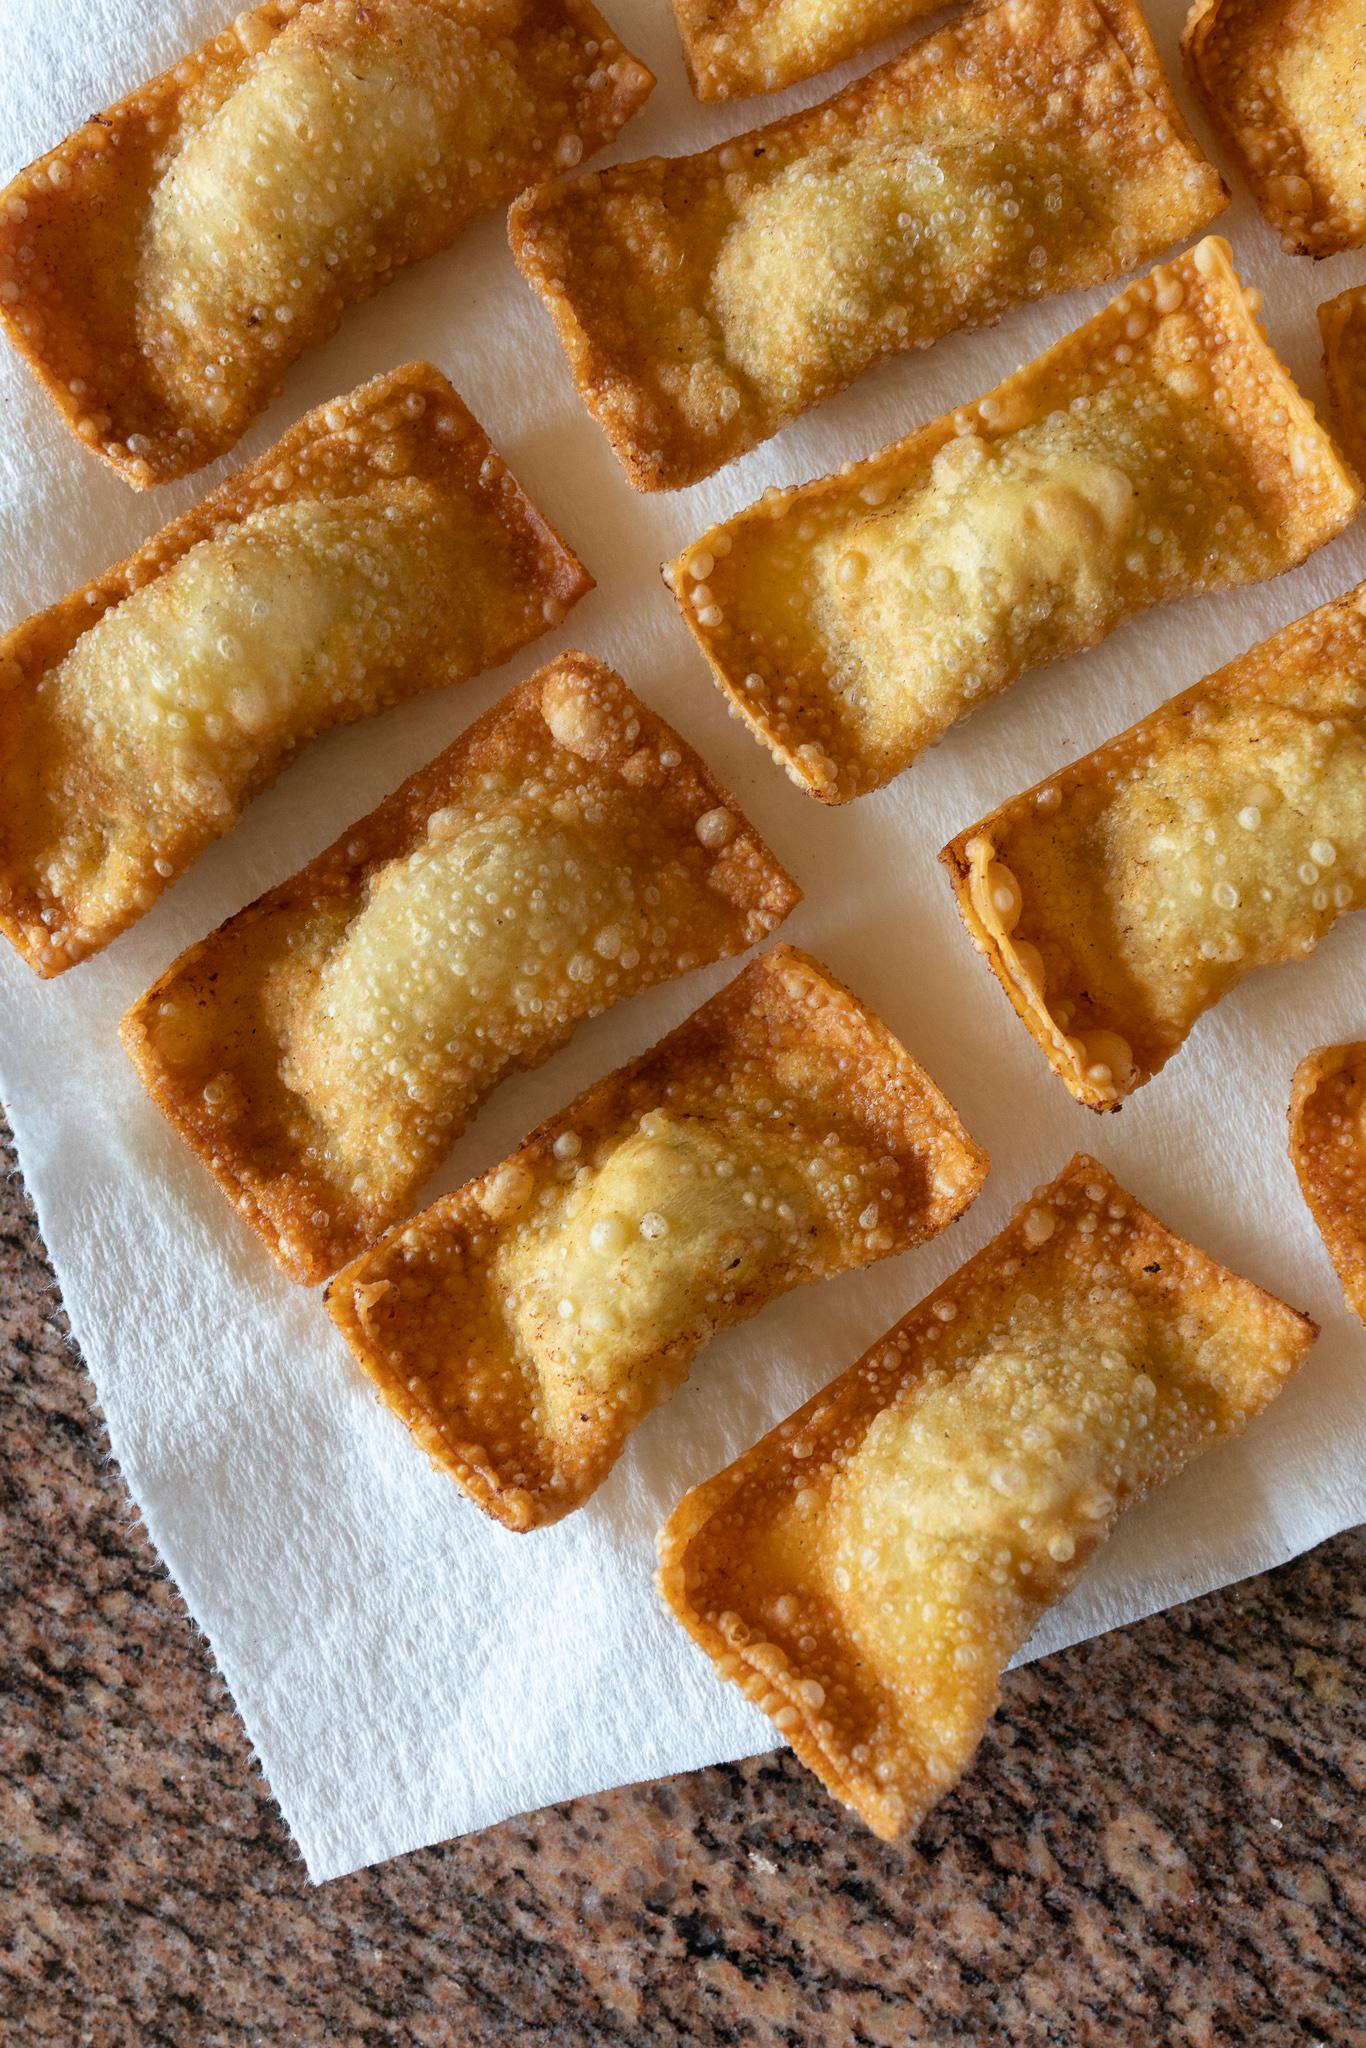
[2, 1115, 1364, 2047]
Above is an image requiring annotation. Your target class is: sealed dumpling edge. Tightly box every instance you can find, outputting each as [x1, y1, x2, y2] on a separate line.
[658, 1154, 1316, 1840]
[1289, 1040, 1366, 1323]
[326, 944, 989, 1529]
[120, 651, 800, 1284]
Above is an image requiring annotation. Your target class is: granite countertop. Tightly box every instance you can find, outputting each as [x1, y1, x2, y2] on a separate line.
[2, 1116, 1363, 2047]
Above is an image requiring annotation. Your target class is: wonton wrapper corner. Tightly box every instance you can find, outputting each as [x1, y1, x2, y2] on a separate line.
[671, 236, 1359, 803]
[120, 651, 800, 1284]
[512, 0, 1227, 490]
[1183, 0, 1366, 257]
[1289, 1039, 1366, 1323]
[941, 579, 1366, 1111]
[326, 943, 988, 1529]
[658, 1152, 1315, 1841]
[0, 361, 591, 978]
[0, 0, 654, 485]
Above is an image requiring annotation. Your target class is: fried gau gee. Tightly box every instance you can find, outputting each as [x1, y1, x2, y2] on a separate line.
[942, 582, 1366, 1110]
[671, 238, 1358, 801]
[0, 0, 654, 485]
[120, 652, 800, 1284]
[1289, 1040, 1366, 1321]
[1183, 0, 1366, 255]
[0, 363, 592, 978]
[326, 945, 988, 1529]
[658, 1154, 1315, 1840]
[1321, 286, 1366, 476]
[510, 0, 1227, 490]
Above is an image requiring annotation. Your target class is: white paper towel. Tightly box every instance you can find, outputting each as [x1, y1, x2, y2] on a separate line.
[2, 0, 1365, 1884]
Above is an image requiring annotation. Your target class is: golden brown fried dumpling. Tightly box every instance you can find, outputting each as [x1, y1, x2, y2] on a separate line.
[0, 0, 653, 486]
[1321, 286, 1366, 476]
[510, 0, 1227, 490]
[671, 238, 1359, 802]
[0, 363, 591, 978]
[673, 0, 940, 100]
[326, 945, 988, 1529]
[120, 652, 800, 1284]
[942, 581, 1366, 1110]
[1183, 0, 1366, 255]
[1289, 1041, 1366, 1321]
[659, 1154, 1315, 1841]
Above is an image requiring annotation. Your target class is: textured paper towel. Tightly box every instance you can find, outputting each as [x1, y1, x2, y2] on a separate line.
[2, 0, 1365, 1884]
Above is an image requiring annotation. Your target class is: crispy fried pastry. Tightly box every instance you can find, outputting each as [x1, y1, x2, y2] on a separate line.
[942, 581, 1366, 1110]
[673, 0, 939, 100]
[659, 1154, 1315, 1839]
[1183, 0, 1366, 255]
[120, 652, 799, 1283]
[511, 0, 1226, 490]
[1289, 1040, 1366, 1320]
[326, 945, 988, 1528]
[0, 363, 591, 977]
[0, 0, 653, 485]
[1321, 285, 1366, 476]
[671, 238, 1358, 801]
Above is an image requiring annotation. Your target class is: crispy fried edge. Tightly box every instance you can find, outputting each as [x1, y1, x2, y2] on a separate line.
[324, 943, 989, 1530]
[119, 651, 802, 1286]
[670, 0, 941, 100]
[657, 1151, 1317, 1839]
[510, 0, 1227, 492]
[939, 577, 1366, 1112]
[669, 236, 1360, 804]
[0, 0, 655, 487]
[1321, 286, 1366, 478]
[1183, 0, 1362, 257]
[0, 360, 594, 980]
[1289, 1039, 1366, 1321]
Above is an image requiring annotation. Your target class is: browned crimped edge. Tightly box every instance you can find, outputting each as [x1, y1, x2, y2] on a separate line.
[1289, 1038, 1366, 1323]
[1320, 286, 1366, 478]
[325, 943, 989, 1530]
[0, 359, 593, 979]
[657, 1151, 1318, 1838]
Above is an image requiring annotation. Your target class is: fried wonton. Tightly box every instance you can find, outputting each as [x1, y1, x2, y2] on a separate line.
[0, 363, 591, 979]
[326, 945, 988, 1529]
[1289, 1041, 1366, 1320]
[120, 652, 799, 1283]
[659, 1153, 1315, 1841]
[0, 0, 653, 487]
[1183, 0, 1366, 256]
[1321, 286, 1366, 477]
[673, 0, 937, 100]
[510, 0, 1227, 491]
[941, 581, 1366, 1111]
[671, 237, 1359, 802]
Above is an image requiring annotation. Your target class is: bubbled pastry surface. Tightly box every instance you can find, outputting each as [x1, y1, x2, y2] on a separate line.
[119, 652, 799, 1284]
[658, 1155, 1315, 1841]
[326, 945, 987, 1529]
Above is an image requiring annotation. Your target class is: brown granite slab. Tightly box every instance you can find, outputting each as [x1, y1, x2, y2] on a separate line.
[1, 1111, 1363, 2046]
